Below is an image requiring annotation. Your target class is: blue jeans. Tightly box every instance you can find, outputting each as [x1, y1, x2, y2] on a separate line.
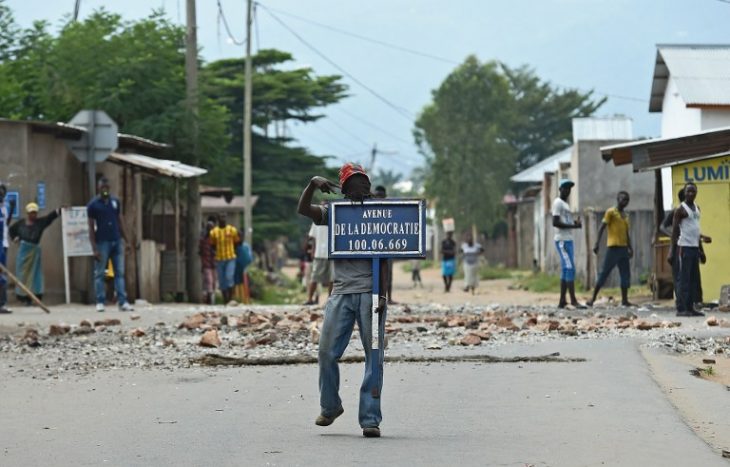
[555, 240, 575, 282]
[216, 259, 236, 290]
[319, 293, 382, 428]
[94, 240, 128, 306]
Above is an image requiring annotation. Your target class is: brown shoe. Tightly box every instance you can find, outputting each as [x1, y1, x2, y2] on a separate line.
[363, 426, 381, 438]
[315, 406, 344, 426]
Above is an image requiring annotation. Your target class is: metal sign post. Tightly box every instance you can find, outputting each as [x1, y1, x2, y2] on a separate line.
[329, 199, 426, 399]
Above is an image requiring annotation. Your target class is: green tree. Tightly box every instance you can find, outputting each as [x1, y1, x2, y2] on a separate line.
[414, 55, 603, 233]
[202, 50, 347, 241]
[0, 9, 229, 169]
[503, 64, 605, 171]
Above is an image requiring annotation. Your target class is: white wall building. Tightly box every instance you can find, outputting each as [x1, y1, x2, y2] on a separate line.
[649, 44, 730, 208]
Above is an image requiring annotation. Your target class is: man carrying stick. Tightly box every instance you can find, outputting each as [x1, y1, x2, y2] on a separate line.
[297, 163, 387, 438]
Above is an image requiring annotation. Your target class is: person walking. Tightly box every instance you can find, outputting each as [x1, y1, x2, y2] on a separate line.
[9, 203, 61, 305]
[87, 177, 133, 312]
[0, 184, 16, 314]
[411, 259, 423, 288]
[668, 182, 707, 317]
[305, 216, 333, 305]
[587, 191, 634, 307]
[441, 231, 457, 292]
[297, 162, 387, 438]
[209, 214, 240, 303]
[552, 179, 586, 309]
[460, 233, 483, 294]
[199, 217, 217, 304]
[233, 231, 253, 303]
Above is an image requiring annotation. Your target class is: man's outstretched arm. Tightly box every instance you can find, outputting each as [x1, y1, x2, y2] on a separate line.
[297, 176, 339, 223]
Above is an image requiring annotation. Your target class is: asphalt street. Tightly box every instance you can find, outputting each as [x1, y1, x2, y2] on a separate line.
[2, 338, 727, 466]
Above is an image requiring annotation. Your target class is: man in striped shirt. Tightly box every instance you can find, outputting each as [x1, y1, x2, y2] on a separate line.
[209, 214, 240, 303]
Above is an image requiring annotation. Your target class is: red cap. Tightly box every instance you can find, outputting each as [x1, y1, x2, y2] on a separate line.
[338, 162, 369, 188]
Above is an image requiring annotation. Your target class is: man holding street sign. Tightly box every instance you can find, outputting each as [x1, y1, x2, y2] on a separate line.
[297, 163, 389, 438]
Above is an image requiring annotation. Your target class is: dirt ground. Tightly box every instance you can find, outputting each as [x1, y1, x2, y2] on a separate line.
[291, 261, 657, 307]
[389, 263, 558, 306]
[680, 353, 730, 387]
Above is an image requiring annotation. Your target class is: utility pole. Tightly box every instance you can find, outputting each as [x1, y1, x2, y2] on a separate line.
[368, 143, 398, 173]
[243, 0, 254, 246]
[185, 0, 203, 303]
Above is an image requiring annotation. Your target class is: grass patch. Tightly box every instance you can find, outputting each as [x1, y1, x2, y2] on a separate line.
[517, 272, 562, 293]
[479, 266, 516, 280]
[247, 267, 305, 305]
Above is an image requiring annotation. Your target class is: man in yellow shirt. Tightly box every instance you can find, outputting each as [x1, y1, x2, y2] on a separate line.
[209, 214, 240, 302]
[587, 191, 633, 307]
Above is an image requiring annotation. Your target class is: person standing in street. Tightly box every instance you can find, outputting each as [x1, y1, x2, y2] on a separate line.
[552, 179, 586, 309]
[209, 214, 240, 304]
[587, 191, 634, 307]
[305, 213, 333, 305]
[668, 182, 707, 317]
[87, 177, 134, 312]
[0, 184, 16, 314]
[9, 203, 61, 305]
[441, 231, 456, 292]
[297, 162, 387, 438]
[199, 217, 217, 304]
[460, 233, 483, 294]
[661, 188, 710, 309]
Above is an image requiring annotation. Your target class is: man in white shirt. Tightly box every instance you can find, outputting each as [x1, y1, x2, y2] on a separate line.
[304, 207, 333, 305]
[552, 180, 586, 309]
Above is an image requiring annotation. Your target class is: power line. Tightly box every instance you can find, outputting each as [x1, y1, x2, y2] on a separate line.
[324, 117, 372, 147]
[257, 3, 648, 104]
[216, 0, 246, 46]
[261, 4, 459, 66]
[257, 3, 415, 122]
[334, 107, 413, 146]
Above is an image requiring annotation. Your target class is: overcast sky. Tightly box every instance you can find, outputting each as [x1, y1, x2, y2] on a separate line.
[7, 0, 730, 176]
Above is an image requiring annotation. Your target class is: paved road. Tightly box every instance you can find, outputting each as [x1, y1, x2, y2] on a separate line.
[2, 338, 727, 466]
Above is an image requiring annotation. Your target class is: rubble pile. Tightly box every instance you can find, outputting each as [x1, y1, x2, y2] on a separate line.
[0, 303, 713, 378]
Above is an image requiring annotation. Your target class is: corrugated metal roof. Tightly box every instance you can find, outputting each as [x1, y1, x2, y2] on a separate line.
[108, 153, 207, 178]
[601, 125, 730, 171]
[510, 146, 573, 183]
[650, 44, 730, 112]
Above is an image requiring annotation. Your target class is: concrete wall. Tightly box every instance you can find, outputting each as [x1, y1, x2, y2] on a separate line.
[515, 200, 536, 269]
[1, 122, 90, 304]
[572, 140, 655, 212]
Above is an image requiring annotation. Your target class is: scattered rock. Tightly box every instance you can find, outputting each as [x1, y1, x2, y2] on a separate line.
[460, 333, 482, 346]
[702, 358, 716, 364]
[73, 326, 95, 336]
[94, 319, 121, 327]
[79, 320, 93, 328]
[706, 316, 719, 327]
[49, 324, 71, 336]
[129, 328, 146, 337]
[199, 329, 222, 348]
[130, 314, 141, 321]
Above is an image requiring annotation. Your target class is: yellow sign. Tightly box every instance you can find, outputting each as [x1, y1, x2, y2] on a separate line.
[672, 156, 730, 301]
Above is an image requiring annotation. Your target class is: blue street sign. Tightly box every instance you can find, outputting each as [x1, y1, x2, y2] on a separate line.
[37, 182, 46, 209]
[328, 199, 426, 259]
[5, 191, 19, 219]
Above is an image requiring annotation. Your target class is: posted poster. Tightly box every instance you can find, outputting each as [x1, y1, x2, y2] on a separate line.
[62, 207, 93, 257]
